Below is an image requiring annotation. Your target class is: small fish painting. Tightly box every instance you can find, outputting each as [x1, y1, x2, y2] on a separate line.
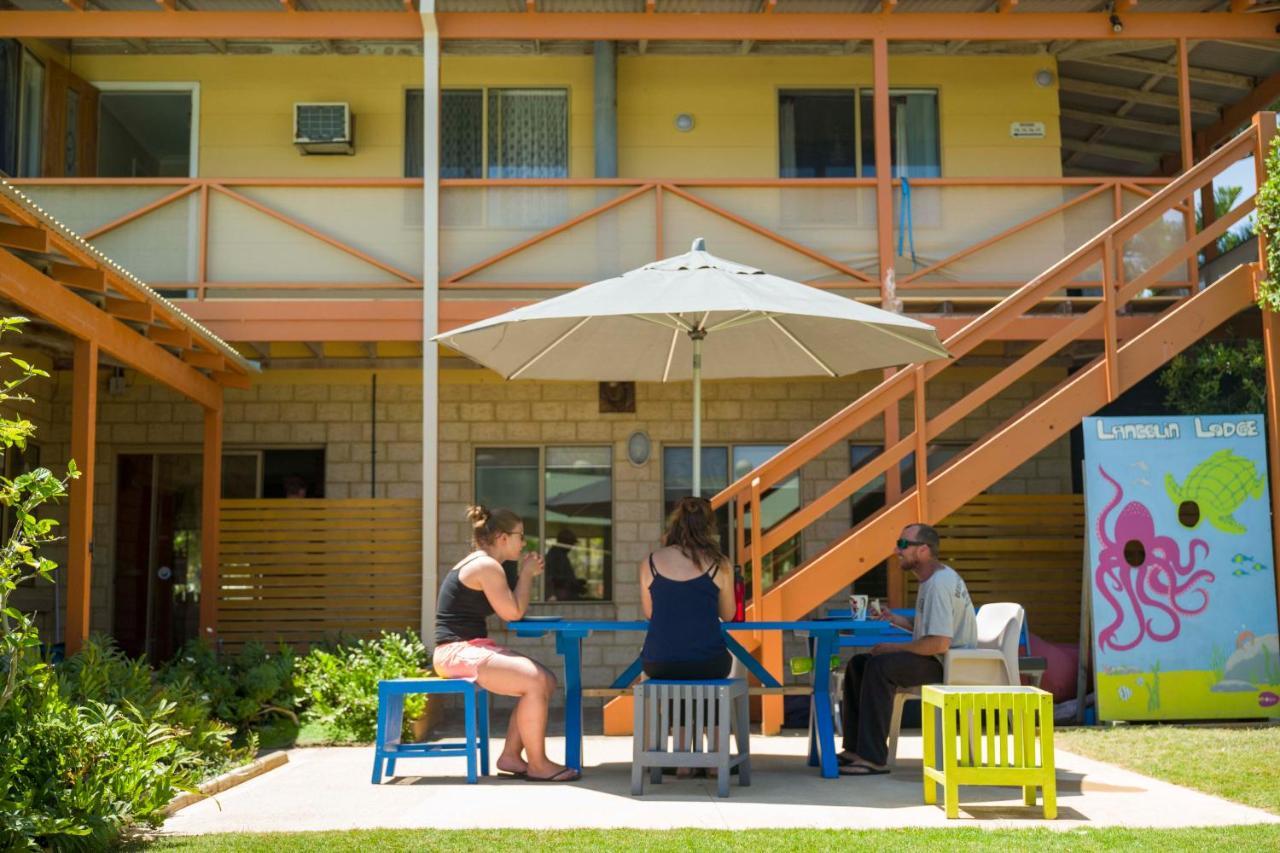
[1233, 554, 1254, 564]
[1259, 692, 1279, 709]
[1118, 686, 1133, 701]
[1234, 568, 1250, 577]
[1229, 554, 1270, 576]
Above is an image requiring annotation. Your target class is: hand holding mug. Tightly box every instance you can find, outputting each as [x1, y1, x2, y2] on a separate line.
[520, 551, 545, 577]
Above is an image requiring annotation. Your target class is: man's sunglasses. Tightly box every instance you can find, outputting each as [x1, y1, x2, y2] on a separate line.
[896, 538, 926, 550]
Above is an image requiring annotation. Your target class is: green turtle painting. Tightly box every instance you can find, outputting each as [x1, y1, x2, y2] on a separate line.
[1165, 449, 1266, 535]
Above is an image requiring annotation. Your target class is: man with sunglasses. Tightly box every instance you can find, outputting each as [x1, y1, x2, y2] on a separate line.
[837, 523, 977, 776]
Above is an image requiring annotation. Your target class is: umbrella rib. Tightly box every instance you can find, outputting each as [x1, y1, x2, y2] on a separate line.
[664, 313, 694, 332]
[706, 311, 767, 333]
[509, 317, 592, 380]
[662, 325, 679, 383]
[868, 322, 952, 360]
[767, 316, 837, 378]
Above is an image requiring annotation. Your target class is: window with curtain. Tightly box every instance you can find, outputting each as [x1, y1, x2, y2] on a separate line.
[474, 446, 612, 602]
[17, 50, 44, 178]
[487, 88, 568, 179]
[779, 90, 857, 178]
[407, 87, 567, 180]
[662, 445, 801, 594]
[859, 89, 940, 178]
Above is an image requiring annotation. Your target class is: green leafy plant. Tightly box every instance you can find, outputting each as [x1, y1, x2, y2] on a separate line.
[295, 631, 428, 742]
[1157, 339, 1265, 415]
[1258, 134, 1280, 312]
[1196, 184, 1256, 258]
[0, 318, 77, 713]
[160, 639, 299, 738]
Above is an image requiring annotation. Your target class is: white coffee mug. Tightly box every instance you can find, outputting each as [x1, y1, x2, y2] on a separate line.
[850, 594, 869, 622]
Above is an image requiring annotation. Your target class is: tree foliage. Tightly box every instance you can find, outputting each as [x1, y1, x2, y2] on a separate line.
[1157, 339, 1266, 415]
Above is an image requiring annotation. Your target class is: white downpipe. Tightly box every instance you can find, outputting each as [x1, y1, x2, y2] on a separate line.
[420, 3, 440, 645]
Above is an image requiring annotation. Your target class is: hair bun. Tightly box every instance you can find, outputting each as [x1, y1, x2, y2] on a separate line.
[466, 505, 490, 526]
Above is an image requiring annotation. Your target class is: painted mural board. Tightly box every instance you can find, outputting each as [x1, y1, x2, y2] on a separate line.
[1083, 415, 1280, 722]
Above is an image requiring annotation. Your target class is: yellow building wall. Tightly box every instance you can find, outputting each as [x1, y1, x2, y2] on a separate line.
[617, 54, 1061, 179]
[68, 52, 1057, 181]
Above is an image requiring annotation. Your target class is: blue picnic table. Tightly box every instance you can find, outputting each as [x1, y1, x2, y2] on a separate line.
[507, 617, 911, 778]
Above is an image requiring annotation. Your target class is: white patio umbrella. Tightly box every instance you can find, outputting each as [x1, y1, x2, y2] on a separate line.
[434, 238, 949, 495]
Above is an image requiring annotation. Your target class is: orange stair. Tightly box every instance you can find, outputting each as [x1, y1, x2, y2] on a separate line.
[604, 113, 1278, 735]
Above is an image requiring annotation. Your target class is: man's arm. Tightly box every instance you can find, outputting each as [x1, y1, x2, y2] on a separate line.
[873, 634, 950, 657]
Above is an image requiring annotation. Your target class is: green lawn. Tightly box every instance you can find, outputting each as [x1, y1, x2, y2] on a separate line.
[143, 826, 1280, 852]
[1055, 723, 1280, 815]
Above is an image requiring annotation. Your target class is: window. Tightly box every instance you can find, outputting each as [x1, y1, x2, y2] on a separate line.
[779, 91, 856, 178]
[848, 441, 964, 597]
[17, 50, 43, 177]
[662, 444, 801, 594]
[217, 448, 325, 499]
[779, 88, 939, 179]
[474, 446, 613, 602]
[97, 90, 194, 178]
[859, 90, 940, 178]
[406, 87, 568, 179]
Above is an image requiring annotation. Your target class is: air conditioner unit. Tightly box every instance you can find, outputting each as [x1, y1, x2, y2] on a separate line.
[293, 102, 355, 155]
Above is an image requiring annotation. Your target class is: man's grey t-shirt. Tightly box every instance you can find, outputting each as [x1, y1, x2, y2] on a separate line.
[913, 564, 978, 656]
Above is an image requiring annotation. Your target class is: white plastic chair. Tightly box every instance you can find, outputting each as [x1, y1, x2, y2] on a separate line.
[886, 602, 1025, 767]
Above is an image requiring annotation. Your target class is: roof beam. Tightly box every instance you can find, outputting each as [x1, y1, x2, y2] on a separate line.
[1058, 77, 1220, 114]
[999, 0, 1018, 12]
[155, 0, 176, 10]
[47, 262, 107, 292]
[183, 349, 226, 371]
[1114, 0, 1138, 13]
[1160, 69, 1280, 173]
[1066, 52, 1254, 90]
[148, 325, 193, 349]
[1060, 107, 1181, 137]
[1062, 137, 1162, 165]
[0, 249, 220, 408]
[0, 223, 50, 252]
[3, 11, 1278, 41]
[103, 295, 155, 324]
[1231, 0, 1258, 12]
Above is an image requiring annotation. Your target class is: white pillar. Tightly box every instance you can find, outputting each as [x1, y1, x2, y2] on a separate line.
[420, 2, 441, 645]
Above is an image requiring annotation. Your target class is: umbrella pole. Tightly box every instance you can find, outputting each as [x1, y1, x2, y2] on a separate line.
[691, 330, 705, 497]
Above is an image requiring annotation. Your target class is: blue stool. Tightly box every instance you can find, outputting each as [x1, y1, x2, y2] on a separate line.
[371, 677, 490, 784]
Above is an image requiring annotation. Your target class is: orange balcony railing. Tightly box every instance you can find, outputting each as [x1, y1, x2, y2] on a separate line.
[10, 174, 1180, 309]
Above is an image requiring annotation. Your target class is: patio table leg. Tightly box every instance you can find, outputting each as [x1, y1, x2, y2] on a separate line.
[556, 631, 585, 772]
[810, 632, 837, 778]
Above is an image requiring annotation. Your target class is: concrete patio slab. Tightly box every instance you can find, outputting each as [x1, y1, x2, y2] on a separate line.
[162, 734, 1280, 835]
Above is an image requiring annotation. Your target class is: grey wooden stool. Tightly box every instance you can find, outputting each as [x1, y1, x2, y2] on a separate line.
[631, 678, 751, 798]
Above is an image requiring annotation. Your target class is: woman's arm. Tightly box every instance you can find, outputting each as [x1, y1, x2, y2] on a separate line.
[469, 554, 541, 622]
[639, 558, 654, 620]
[717, 559, 735, 621]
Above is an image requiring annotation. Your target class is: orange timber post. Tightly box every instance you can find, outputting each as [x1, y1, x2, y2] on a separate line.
[199, 402, 223, 645]
[65, 338, 98, 655]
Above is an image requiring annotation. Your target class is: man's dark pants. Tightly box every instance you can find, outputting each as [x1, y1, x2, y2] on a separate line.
[841, 651, 943, 766]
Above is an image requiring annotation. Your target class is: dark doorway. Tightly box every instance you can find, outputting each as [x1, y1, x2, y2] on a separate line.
[112, 453, 203, 661]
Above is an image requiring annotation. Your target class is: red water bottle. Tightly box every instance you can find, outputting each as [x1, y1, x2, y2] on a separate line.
[733, 565, 746, 622]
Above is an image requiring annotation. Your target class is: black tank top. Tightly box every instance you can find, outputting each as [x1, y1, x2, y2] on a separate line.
[435, 554, 494, 646]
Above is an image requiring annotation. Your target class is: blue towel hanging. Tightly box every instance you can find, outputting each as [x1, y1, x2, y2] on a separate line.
[896, 176, 919, 271]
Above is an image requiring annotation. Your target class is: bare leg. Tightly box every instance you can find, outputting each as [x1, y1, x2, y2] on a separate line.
[498, 713, 526, 774]
[474, 651, 569, 779]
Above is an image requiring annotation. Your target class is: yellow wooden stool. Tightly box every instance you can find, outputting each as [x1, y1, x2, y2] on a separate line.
[920, 684, 1056, 819]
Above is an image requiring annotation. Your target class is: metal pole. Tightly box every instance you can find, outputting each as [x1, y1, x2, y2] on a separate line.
[691, 330, 704, 496]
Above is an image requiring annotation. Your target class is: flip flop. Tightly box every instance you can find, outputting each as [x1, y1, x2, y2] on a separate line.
[497, 770, 527, 779]
[836, 754, 858, 767]
[526, 767, 581, 783]
[838, 763, 889, 776]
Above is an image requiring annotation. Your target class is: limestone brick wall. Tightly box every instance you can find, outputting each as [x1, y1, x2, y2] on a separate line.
[23, 366, 423, 642]
[438, 359, 1074, 701]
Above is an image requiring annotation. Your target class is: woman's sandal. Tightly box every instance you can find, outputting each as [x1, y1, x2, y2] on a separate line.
[525, 767, 581, 783]
[838, 763, 889, 776]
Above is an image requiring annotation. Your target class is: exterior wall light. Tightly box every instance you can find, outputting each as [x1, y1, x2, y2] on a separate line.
[1034, 69, 1054, 88]
[674, 113, 695, 132]
[627, 430, 651, 466]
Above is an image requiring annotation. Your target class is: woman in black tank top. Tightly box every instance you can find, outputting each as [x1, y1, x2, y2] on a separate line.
[431, 505, 579, 783]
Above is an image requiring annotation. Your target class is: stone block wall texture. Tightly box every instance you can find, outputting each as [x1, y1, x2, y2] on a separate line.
[21, 354, 1072, 710]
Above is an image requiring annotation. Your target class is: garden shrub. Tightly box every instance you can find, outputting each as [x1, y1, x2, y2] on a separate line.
[160, 638, 299, 737]
[295, 630, 429, 742]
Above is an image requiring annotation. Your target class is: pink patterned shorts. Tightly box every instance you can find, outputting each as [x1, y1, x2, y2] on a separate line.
[432, 638, 509, 681]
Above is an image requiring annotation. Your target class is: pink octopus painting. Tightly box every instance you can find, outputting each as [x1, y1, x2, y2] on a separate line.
[1095, 466, 1215, 653]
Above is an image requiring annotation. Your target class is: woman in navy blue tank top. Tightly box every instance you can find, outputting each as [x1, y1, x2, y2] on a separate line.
[640, 497, 735, 680]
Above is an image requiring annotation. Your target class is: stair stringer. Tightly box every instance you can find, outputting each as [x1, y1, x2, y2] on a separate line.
[763, 263, 1257, 624]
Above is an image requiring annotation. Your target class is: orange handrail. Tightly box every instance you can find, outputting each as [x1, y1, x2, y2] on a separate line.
[716, 117, 1268, 618]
